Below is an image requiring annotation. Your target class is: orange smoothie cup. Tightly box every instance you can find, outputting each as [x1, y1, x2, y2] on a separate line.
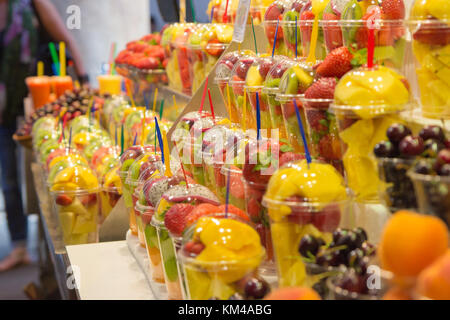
[26, 76, 51, 109]
[97, 75, 122, 95]
[52, 76, 73, 98]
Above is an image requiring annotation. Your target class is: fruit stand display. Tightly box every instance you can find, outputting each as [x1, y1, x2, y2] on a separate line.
[18, 0, 450, 301]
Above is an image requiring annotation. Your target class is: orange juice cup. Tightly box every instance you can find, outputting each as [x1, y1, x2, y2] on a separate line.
[26, 76, 51, 109]
[97, 74, 122, 95]
[52, 76, 73, 98]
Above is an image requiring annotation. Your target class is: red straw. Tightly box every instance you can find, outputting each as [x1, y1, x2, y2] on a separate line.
[173, 141, 189, 189]
[367, 29, 375, 68]
[207, 89, 215, 121]
[199, 77, 209, 113]
[223, 0, 229, 23]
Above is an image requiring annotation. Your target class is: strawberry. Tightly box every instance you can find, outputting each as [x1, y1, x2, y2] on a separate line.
[247, 197, 262, 222]
[305, 109, 328, 132]
[184, 241, 205, 257]
[185, 203, 219, 227]
[304, 77, 336, 100]
[135, 57, 159, 70]
[380, 0, 405, 20]
[286, 196, 312, 225]
[164, 203, 194, 237]
[229, 168, 245, 199]
[217, 204, 250, 221]
[279, 152, 305, 167]
[323, 12, 343, 52]
[312, 203, 341, 232]
[300, 11, 315, 43]
[316, 46, 353, 78]
[56, 194, 73, 206]
[318, 135, 335, 160]
[205, 39, 225, 56]
[145, 45, 165, 61]
[80, 194, 97, 206]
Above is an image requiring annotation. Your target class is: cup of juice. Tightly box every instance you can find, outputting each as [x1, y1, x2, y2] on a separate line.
[52, 76, 74, 98]
[97, 74, 122, 95]
[26, 76, 51, 109]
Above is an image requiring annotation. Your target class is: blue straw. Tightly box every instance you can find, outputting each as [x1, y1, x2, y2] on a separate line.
[68, 127, 72, 151]
[133, 132, 138, 145]
[144, 93, 150, 110]
[210, 7, 214, 22]
[272, 18, 280, 58]
[225, 169, 231, 218]
[256, 92, 261, 140]
[295, 17, 298, 59]
[293, 99, 311, 165]
[154, 117, 165, 164]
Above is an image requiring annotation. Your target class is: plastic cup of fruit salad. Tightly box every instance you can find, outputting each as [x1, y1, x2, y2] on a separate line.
[136, 201, 165, 283]
[99, 185, 121, 224]
[118, 170, 137, 235]
[219, 164, 246, 211]
[407, 19, 450, 119]
[178, 213, 265, 300]
[408, 168, 450, 227]
[376, 157, 417, 213]
[151, 216, 184, 300]
[301, 97, 344, 174]
[263, 19, 287, 56]
[263, 194, 350, 288]
[276, 93, 306, 153]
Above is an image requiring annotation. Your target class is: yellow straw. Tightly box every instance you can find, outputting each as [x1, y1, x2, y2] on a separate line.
[59, 42, 66, 77]
[74, 80, 80, 90]
[125, 82, 136, 108]
[141, 112, 146, 145]
[243, 88, 247, 131]
[152, 87, 159, 114]
[37, 61, 44, 76]
[226, 83, 232, 120]
[162, 130, 172, 177]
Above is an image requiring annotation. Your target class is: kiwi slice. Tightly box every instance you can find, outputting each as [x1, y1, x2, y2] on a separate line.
[341, 0, 363, 43]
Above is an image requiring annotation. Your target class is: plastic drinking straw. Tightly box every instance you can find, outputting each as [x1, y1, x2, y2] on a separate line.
[189, 0, 196, 22]
[173, 141, 189, 188]
[251, 18, 258, 55]
[199, 77, 209, 113]
[366, 6, 380, 68]
[226, 83, 232, 117]
[210, 6, 214, 22]
[133, 132, 138, 145]
[207, 89, 215, 121]
[120, 123, 124, 156]
[159, 99, 165, 120]
[295, 17, 298, 59]
[173, 95, 179, 117]
[125, 81, 136, 108]
[152, 87, 159, 114]
[154, 117, 165, 164]
[242, 88, 247, 131]
[225, 168, 231, 218]
[223, 0, 229, 23]
[256, 92, 261, 140]
[59, 42, 66, 77]
[115, 126, 118, 146]
[48, 42, 59, 75]
[162, 130, 172, 177]
[109, 42, 116, 75]
[293, 99, 311, 165]
[272, 18, 280, 58]
[37, 61, 44, 76]
[68, 127, 73, 152]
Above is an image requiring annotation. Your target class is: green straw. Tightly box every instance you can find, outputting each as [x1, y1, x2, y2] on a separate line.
[251, 17, 258, 55]
[120, 123, 124, 156]
[159, 99, 165, 120]
[189, 0, 196, 22]
[48, 42, 60, 75]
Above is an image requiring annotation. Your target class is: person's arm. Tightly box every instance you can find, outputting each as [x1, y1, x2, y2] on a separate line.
[32, 0, 87, 79]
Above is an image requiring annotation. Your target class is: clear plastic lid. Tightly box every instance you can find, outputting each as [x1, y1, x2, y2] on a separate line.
[229, 55, 259, 85]
[50, 164, 100, 193]
[47, 157, 89, 186]
[140, 173, 186, 207]
[39, 139, 62, 164]
[245, 55, 284, 89]
[215, 50, 255, 81]
[172, 111, 214, 145]
[126, 152, 162, 185]
[91, 145, 119, 169]
[278, 59, 315, 96]
[262, 58, 295, 93]
[118, 145, 156, 173]
[32, 116, 56, 137]
[332, 65, 411, 117]
[102, 165, 122, 192]
[264, 0, 294, 22]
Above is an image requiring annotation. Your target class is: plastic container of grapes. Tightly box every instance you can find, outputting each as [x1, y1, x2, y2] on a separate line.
[408, 170, 450, 227]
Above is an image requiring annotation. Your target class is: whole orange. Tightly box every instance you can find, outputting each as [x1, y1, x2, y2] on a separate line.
[264, 287, 321, 300]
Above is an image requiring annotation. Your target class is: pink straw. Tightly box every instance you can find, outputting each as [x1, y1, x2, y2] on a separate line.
[207, 89, 215, 121]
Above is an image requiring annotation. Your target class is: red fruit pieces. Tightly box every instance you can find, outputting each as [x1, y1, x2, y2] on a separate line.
[184, 241, 205, 257]
[56, 194, 73, 206]
[305, 108, 328, 132]
[413, 21, 450, 46]
[228, 166, 245, 199]
[135, 57, 159, 69]
[247, 197, 262, 222]
[322, 13, 343, 51]
[80, 194, 97, 207]
[311, 203, 341, 232]
[304, 77, 336, 101]
[164, 203, 195, 237]
[380, 0, 405, 20]
[185, 203, 219, 227]
[206, 39, 224, 56]
[279, 152, 305, 167]
[218, 204, 250, 221]
[316, 47, 353, 79]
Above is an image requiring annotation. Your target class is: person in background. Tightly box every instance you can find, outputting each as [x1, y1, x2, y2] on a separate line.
[0, 0, 87, 271]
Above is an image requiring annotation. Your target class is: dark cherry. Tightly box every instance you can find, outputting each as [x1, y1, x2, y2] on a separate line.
[399, 135, 424, 157]
[374, 141, 397, 158]
[298, 235, 321, 257]
[419, 125, 445, 143]
[414, 160, 433, 174]
[421, 139, 445, 158]
[361, 241, 376, 256]
[328, 250, 347, 267]
[438, 163, 450, 176]
[243, 278, 270, 300]
[335, 232, 359, 252]
[437, 149, 450, 165]
[336, 271, 367, 294]
[332, 228, 349, 244]
[445, 139, 450, 149]
[354, 227, 368, 244]
[387, 124, 411, 144]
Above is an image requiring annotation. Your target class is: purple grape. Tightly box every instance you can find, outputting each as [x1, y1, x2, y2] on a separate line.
[374, 141, 397, 158]
[399, 135, 424, 157]
[298, 235, 321, 257]
[419, 125, 445, 142]
[243, 278, 270, 300]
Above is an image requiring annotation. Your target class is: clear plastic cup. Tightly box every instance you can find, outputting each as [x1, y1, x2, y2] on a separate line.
[301, 97, 344, 174]
[97, 74, 122, 96]
[408, 170, 450, 227]
[408, 20, 450, 119]
[133, 186, 146, 247]
[203, 41, 229, 75]
[219, 165, 246, 210]
[26, 76, 51, 109]
[376, 157, 417, 213]
[178, 214, 266, 300]
[152, 217, 184, 300]
[99, 185, 121, 224]
[263, 20, 287, 56]
[276, 93, 306, 152]
[137, 202, 165, 283]
[299, 18, 327, 61]
[187, 44, 206, 94]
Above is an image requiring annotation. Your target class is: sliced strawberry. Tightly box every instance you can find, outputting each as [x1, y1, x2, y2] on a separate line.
[312, 203, 341, 233]
[304, 77, 336, 103]
[164, 203, 194, 237]
[185, 203, 219, 227]
[135, 57, 159, 70]
[316, 46, 353, 78]
[380, 0, 405, 20]
[56, 194, 73, 206]
[184, 241, 205, 257]
[228, 166, 245, 199]
[305, 108, 328, 132]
